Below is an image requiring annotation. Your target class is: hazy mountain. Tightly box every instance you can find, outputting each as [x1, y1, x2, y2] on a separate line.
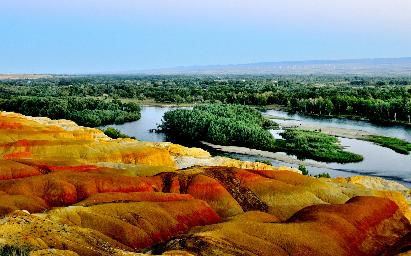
[140, 57, 411, 76]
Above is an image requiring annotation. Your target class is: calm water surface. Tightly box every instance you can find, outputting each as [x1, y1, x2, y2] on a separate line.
[107, 106, 411, 187]
[265, 109, 411, 142]
[101, 106, 190, 142]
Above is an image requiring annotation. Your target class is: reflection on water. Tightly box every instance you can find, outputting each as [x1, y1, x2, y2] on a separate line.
[106, 106, 411, 187]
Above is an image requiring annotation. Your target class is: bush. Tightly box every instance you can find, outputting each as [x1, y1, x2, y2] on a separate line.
[314, 172, 331, 178]
[298, 164, 309, 175]
[101, 127, 135, 139]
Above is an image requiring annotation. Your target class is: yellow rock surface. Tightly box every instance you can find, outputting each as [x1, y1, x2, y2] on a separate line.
[334, 176, 411, 220]
[0, 111, 285, 171]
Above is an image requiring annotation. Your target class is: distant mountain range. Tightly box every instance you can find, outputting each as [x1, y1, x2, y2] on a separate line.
[1, 57, 411, 77]
[140, 57, 411, 76]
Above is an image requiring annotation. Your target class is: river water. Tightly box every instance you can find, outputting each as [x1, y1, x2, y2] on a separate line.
[265, 109, 411, 142]
[102, 106, 411, 187]
[101, 106, 189, 142]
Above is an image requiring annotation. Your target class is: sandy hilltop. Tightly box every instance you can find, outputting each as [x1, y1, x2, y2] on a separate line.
[0, 111, 410, 256]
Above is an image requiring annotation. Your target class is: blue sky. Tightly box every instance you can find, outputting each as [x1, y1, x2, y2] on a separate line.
[1, 0, 411, 73]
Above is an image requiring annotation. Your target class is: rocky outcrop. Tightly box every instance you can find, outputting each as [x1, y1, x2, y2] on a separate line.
[165, 197, 410, 256]
[334, 176, 411, 220]
[0, 200, 220, 256]
[0, 111, 410, 255]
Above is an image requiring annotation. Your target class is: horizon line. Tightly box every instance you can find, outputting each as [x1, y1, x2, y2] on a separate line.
[1, 56, 411, 75]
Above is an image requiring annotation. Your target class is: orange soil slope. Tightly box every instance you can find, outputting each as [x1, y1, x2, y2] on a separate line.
[0, 111, 410, 255]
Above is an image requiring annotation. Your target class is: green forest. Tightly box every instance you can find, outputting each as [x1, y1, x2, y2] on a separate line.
[1, 75, 410, 125]
[0, 96, 140, 127]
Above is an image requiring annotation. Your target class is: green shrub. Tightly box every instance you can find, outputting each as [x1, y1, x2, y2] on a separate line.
[298, 164, 309, 175]
[314, 172, 331, 178]
[100, 127, 135, 139]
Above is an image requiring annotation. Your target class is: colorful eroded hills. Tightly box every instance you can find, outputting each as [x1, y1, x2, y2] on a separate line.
[0, 111, 410, 256]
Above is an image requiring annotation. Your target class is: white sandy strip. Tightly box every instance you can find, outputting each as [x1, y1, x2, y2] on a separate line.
[201, 141, 329, 169]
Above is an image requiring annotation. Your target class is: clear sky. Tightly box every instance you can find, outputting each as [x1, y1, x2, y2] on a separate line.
[1, 0, 411, 73]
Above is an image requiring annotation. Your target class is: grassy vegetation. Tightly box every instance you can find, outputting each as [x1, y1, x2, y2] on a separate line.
[365, 135, 411, 154]
[100, 127, 136, 139]
[277, 129, 364, 163]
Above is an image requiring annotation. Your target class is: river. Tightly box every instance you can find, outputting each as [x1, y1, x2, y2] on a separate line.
[265, 109, 411, 142]
[101, 106, 190, 142]
[101, 106, 411, 187]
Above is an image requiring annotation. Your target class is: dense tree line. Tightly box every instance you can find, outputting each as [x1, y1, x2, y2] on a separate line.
[0, 97, 141, 127]
[1, 75, 411, 124]
[290, 95, 411, 123]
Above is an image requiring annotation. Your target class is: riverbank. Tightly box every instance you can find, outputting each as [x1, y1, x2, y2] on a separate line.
[271, 119, 411, 154]
[287, 111, 411, 128]
[201, 140, 411, 187]
[273, 120, 373, 139]
[201, 141, 330, 169]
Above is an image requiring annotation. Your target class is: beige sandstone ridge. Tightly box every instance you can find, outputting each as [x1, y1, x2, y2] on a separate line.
[0, 111, 410, 255]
